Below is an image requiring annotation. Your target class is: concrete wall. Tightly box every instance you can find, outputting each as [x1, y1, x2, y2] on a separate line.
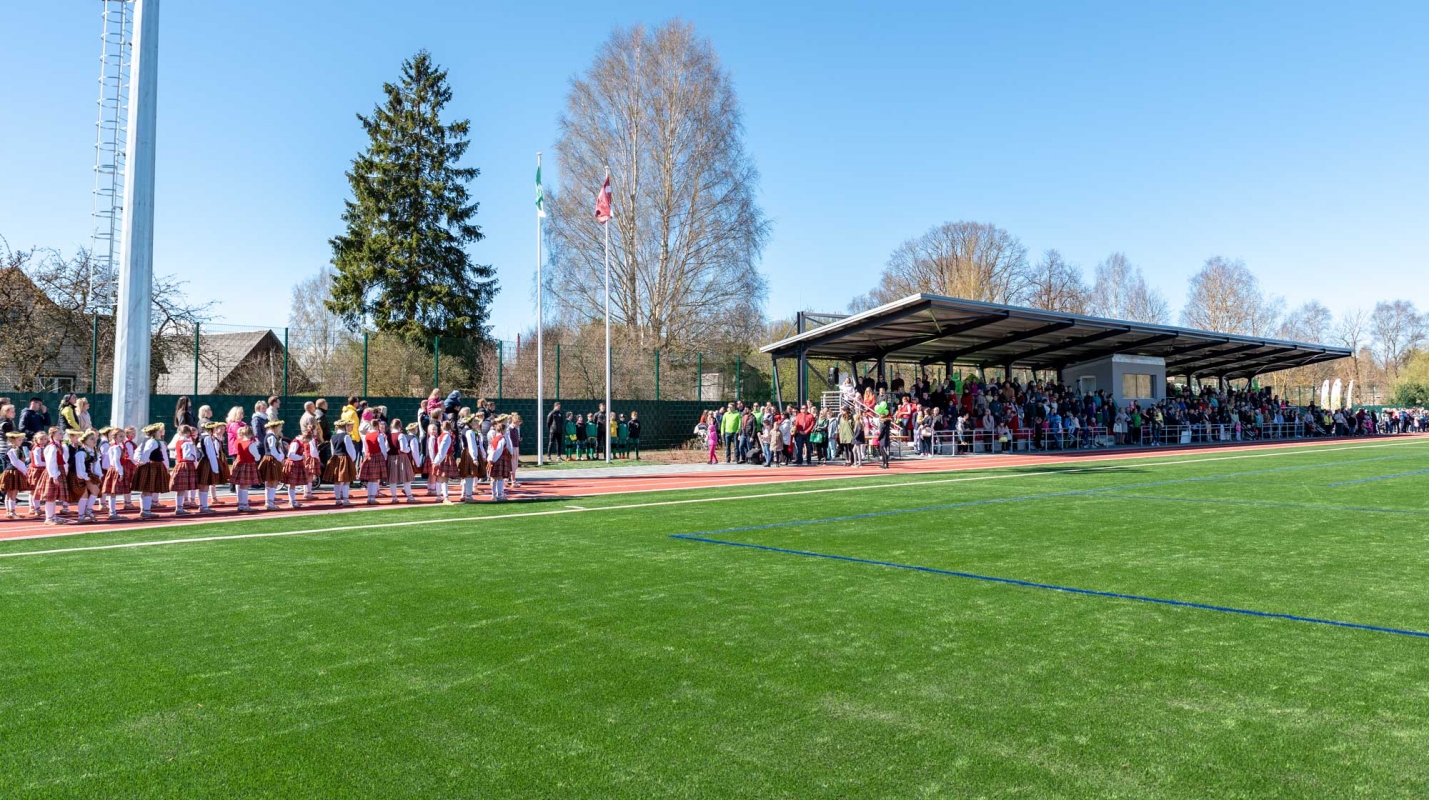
[1061, 354, 1166, 406]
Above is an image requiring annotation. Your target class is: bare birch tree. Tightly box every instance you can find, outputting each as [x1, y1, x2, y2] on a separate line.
[1334, 307, 1370, 387]
[1023, 249, 1087, 313]
[1086, 252, 1170, 323]
[545, 21, 769, 351]
[1370, 300, 1426, 377]
[1180, 256, 1282, 335]
[866, 221, 1029, 306]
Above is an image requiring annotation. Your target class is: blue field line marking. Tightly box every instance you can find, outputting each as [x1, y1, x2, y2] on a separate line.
[1112, 494, 1429, 515]
[1327, 468, 1429, 487]
[689, 452, 1426, 539]
[670, 534, 1429, 640]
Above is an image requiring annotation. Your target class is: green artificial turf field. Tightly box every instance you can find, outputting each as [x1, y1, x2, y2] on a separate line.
[4, 439, 1429, 798]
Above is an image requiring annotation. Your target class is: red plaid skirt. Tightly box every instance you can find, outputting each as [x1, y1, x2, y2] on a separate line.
[0, 468, 28, 494]
[170, 461, 199, 493]
[488, 451, 512, 479]
[358, 455, 387, 483]
[132, 462, 170, 495]
[33, 470, 71, 503]
[257, 455, 284, 484]
[28, 468, 41, 491]
[231, 461, 260, 486]
[304, 457, 322, 482]
[100, 465, 130, 495]
[322, 455, 356, 484]
[282, 459, 309, 485]
[429, 453, 457, 481]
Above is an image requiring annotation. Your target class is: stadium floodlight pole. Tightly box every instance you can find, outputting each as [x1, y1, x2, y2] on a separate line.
[603, 164, 612, 464]
[535, 152, 545, 466]
[110, 0, 159, 430]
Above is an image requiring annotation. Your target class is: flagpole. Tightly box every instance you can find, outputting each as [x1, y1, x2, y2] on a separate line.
[536, 152, 545, 466]
[603, 164, 612, 464]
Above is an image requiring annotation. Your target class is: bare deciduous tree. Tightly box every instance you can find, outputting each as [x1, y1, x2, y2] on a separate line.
[1370, 299, 1426, 377]
[1023, 249, 1087, 314]
[866, 221, 1029, 306]
[1180, 256, 1282, 336]
[1086, 253, 1170, 323]
[545, 21, 769, 351]
[0, 237, 212, 392]
[289, 265, 357, 390]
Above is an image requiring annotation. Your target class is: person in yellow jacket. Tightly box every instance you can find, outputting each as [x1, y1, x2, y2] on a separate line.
[340, 396, 361, 432]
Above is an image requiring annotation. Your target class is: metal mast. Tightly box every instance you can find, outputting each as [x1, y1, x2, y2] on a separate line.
[110, 0, 160, 429]
[90, 0, 134, 296]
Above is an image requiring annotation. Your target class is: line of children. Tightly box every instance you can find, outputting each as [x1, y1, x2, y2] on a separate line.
[3, 404, 530, 524]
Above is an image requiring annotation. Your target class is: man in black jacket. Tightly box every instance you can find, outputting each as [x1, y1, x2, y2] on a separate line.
[18, 398, 49, 440]
[545, 402, 563, 460]
[627, 411, 641, 460]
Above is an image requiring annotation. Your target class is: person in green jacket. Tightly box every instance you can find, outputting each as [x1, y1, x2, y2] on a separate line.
[720, 404, 741, 463]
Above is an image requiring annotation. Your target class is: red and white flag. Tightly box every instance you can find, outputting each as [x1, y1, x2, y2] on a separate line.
[595, 176, 612, 223]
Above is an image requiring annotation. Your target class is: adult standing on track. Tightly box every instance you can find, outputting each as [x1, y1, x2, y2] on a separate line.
[793, 404, 816, 466]
[545, 401, 563, 461]
[877, 412, 893, 469]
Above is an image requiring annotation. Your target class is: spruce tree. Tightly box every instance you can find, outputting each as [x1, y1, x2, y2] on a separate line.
[328, 50, 497, 369]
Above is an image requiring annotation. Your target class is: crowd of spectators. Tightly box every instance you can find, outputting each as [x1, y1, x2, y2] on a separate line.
[689, 373, 1426, 468]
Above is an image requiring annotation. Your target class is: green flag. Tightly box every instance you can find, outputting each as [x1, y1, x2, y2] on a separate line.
[535, 165, 546, 218]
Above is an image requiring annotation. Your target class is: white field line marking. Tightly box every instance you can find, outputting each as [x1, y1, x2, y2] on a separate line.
[2, 438, 1426, 560]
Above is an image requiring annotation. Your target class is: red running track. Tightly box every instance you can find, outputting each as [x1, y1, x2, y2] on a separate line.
[2, 435, 1422, 543]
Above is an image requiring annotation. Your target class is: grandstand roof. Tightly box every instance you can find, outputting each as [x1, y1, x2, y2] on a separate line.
[761, 294, 1350, 379]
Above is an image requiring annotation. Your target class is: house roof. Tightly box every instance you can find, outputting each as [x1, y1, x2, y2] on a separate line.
[155, 330, 281, 394]
[761, 294, 1350, 380]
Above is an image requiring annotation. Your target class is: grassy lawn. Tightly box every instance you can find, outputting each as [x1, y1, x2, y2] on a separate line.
[3, 439, 1429, 798]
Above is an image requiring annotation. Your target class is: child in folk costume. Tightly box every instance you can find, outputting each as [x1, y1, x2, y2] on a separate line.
[258, 420, 288, 511]
[390, 422, 418, 503]
[64, 430, 94, 523]
[195, 422, 229, 511]
[27, 431, 49, 518]
[99, 427, 128, 520]
[457, 416, 486, 503]
[79, 430, 104, 522]
[358, 419, 390, 504]
[34, 429, 73, 525]
[301, 422, 322, 500]
[133, 423, 171, 519]
[486, 417, 512, 502]
[322, 419, 358, 507]
[120, 426, 139, 510]
[229, 425, 261, 512]
[427, 421, 457, 504]
[2, 432, 29, 519]
[505, 413, 523, 490]
[169, 426, 204, 517]
[282, 428, 311, 509]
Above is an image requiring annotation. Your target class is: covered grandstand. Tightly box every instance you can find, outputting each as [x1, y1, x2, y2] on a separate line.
[762, 294, 1350, 404]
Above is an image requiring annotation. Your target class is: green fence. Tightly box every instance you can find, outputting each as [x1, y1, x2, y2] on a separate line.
[11, 392, 715, 454]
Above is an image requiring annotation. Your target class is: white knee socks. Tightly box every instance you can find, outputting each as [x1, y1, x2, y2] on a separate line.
[461, 478, 474, 500]
[264, 487, 276, 507]
[365, 481, 379, 501]
[140, 495, 152, 513]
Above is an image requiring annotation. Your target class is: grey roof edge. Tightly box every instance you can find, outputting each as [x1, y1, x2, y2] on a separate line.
[760, 293, 1351, 361]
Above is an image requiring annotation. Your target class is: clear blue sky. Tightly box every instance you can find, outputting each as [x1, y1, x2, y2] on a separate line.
[3, 1, 1426, 340]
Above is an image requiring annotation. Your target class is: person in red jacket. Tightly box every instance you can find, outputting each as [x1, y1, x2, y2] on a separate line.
[792, 404, 817, 466]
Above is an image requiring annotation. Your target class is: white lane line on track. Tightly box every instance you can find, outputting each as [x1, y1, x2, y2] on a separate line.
[2, 438, 1426, 559]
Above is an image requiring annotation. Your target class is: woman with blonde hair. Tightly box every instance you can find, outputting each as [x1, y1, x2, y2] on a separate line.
[74, 397, 93, 432]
